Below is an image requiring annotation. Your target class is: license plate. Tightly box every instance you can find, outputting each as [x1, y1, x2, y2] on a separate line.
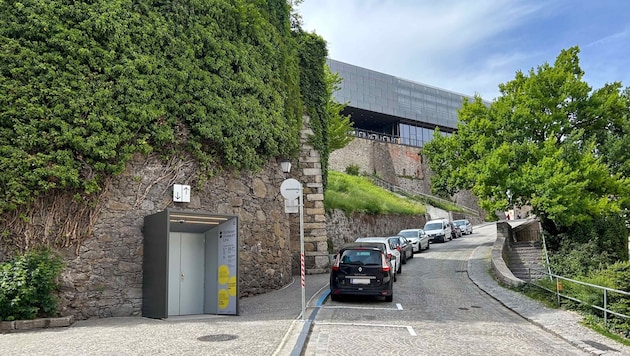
[351, 278, 370, 285]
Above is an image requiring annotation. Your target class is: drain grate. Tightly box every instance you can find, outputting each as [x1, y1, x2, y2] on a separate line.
[197, 334, 239, 342]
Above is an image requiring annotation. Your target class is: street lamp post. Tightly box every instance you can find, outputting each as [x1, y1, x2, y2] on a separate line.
[279, 160, 306, 320]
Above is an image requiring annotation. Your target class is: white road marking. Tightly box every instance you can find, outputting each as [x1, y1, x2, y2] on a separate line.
[322, 305, 400, 311]
[315, 322, 416, 336]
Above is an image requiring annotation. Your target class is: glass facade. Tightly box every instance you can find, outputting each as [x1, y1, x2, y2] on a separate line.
[328, 59, 473, 147]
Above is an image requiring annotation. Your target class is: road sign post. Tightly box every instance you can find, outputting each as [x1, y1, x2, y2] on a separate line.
[280, 178, 305, 320]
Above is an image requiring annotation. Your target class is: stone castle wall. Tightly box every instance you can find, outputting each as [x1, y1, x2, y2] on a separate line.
[329, 137, 484, 223]
[55, 153, 295, 319]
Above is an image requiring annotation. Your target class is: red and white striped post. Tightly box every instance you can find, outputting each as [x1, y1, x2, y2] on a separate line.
[299, 185, 305, 320]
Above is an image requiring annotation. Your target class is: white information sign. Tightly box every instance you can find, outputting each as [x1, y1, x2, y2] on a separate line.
[284, 198, 299, 213]
[217, 220, 237, 315]
[173, 184, 191, 203]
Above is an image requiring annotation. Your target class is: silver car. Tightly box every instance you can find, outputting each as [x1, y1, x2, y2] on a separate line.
[355, 236, 403, 276]
[398, 229, 430, 252]
[453, 219, 473, 235]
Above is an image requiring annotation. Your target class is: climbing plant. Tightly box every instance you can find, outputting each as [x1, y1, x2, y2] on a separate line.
[0, 0, 329, 252]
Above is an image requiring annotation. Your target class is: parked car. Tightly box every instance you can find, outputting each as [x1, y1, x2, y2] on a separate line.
[423, 219, 451, 243]
[341, 241, 396, 280]
[451, 223, 463, 239]
[397, 229, 430, 252]
[329, 245, 393, 302]
[453, 219, 473, 235]
[395, 235, 414, 264]
[355, 236, 403, 276]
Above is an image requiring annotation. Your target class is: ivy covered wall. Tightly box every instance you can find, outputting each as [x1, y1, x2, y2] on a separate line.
[0, 0, 329, 253]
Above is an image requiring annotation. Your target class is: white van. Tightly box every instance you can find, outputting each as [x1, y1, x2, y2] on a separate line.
[423, 219, 451, 243]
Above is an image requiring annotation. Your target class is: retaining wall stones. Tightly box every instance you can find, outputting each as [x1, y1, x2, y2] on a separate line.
[326, 209, 426, 253]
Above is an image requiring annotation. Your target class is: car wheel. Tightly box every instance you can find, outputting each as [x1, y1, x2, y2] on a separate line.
[402, 254, 407, 264]
[397, 262, 402, 274]
[426, 242, 430, 250]
[410, 251, 414, 259]
[330, 294, 339, 302]
[385, 295, 393, 302]
[393, 271, 397, 282]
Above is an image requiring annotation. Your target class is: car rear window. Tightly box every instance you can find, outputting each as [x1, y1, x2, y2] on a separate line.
[424, 222, 442, 230]
[398, 231, 416, 238]
[340, 250, 382, 264]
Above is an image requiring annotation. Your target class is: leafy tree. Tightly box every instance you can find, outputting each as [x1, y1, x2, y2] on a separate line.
[325, 65, 354, 153]
[423, 47, 630, 261]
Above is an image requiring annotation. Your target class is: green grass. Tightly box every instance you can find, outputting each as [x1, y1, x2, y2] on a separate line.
[324, 171, 426, 216]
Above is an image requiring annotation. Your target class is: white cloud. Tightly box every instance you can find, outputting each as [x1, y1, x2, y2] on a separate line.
[298, 0, 553, 100]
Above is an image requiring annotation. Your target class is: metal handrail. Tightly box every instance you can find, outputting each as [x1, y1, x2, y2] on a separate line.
[526, 267, 630, 327]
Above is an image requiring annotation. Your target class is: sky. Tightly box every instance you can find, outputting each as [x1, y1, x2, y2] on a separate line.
[296, 0, 630, 101]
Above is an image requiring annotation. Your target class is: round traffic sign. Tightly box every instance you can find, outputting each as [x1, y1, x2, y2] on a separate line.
[280, 178, 302, 200]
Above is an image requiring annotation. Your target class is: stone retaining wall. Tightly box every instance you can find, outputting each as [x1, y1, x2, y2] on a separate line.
[53, 153, 296, 319]
[491, 221, 523, 287]
[326, 210, 426, 252]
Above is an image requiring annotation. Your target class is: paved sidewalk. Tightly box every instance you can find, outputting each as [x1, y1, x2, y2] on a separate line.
[468, 223, 630, 356]
[0, 273, 331, 356]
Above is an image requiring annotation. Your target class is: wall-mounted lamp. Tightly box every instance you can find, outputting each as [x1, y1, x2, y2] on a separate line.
[280, 160, 292, 174]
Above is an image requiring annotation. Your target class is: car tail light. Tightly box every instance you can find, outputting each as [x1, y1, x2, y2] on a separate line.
[332, 254, 340, 271]
[387, 253, 392, 260]
[381, 254, 391, 272]
[397, 245, 401, 252]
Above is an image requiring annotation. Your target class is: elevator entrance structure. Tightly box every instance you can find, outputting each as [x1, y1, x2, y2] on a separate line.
[142, 209, 239, 319]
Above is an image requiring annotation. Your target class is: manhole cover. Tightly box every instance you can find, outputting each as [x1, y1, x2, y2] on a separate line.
[197, 334, 239, 342]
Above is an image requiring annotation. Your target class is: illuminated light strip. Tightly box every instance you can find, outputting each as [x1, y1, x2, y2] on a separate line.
[170, 214, 229, 221]
[168, 219, 221, 225]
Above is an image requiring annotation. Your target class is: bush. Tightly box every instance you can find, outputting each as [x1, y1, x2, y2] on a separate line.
[0, 248, 64, 321]
[344, 164, 360, 176]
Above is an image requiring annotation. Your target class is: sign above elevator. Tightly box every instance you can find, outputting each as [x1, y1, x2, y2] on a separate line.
[173, 184, 191, 202]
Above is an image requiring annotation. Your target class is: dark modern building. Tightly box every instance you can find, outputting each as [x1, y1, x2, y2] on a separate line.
[328, 59, 485, 148]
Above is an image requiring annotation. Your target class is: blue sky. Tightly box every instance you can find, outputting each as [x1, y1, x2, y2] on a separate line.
[297, 0, 630, 101]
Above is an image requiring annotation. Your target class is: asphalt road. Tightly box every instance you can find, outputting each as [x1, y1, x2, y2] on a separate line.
[302, 224, 591, 356]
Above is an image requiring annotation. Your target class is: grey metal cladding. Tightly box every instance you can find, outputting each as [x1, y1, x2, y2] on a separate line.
[327, 58, 478, 131]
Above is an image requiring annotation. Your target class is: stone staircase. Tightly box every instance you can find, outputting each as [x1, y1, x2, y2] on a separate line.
[507, 241, 547, 281]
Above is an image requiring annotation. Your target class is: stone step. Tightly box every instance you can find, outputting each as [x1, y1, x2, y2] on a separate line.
[507, 242, 546, 280]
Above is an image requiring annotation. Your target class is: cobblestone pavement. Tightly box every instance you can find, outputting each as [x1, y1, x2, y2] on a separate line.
[2, 223, 629, 355]
[0, 273, 330, 356]
[302, 223, 630, 356]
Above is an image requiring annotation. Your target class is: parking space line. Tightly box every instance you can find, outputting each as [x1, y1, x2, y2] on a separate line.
[322, 305, 401, 311]
[396, 303, 403, 310]
[315, 322, 416, 336]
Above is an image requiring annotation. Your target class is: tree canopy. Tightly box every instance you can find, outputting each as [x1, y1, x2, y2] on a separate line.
[423, 47, 630, 236]
[0, 0, 330, 215]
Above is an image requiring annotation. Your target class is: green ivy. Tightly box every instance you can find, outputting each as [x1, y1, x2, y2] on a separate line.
[297, 31, 329, 187]
[0, 0, 328, 215]
[0, 248, 64, 321]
